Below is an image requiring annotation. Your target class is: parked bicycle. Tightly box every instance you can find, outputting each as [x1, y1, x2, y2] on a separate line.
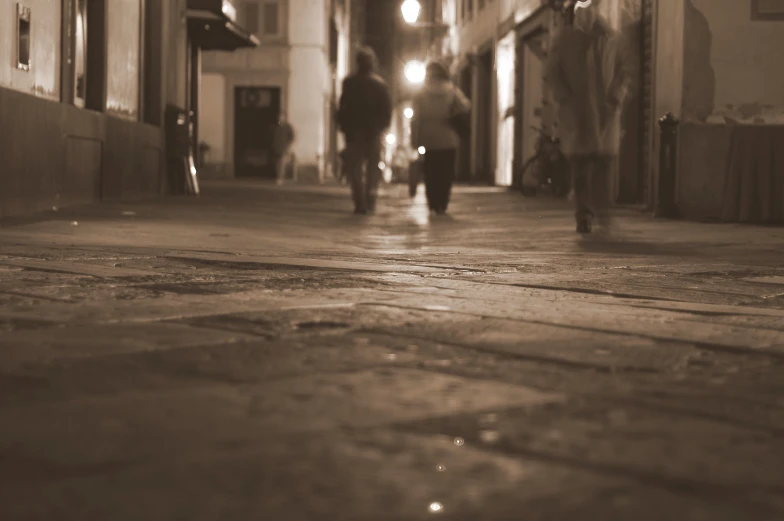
[518, 125, 570, 198]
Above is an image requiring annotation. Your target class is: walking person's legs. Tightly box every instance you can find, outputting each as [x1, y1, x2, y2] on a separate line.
[275, 154, 285, 185]
[345, 143, 367, 213]
[364, 139, 382, 212]
[571, 155, 594, 233]
[288, 151, 297, 183]
[572, 154, 614, 234]
[428, 150, 447, 215]
[422, 152, 437, 212]
[437, 149, 457, 214]
[589, 155, 614, 229]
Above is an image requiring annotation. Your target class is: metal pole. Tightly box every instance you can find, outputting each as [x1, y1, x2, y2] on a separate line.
[654, 112, 680, 218]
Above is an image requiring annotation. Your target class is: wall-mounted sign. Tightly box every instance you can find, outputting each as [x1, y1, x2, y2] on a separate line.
[17, 3, 31, 71]
[752, 0, 784, 20]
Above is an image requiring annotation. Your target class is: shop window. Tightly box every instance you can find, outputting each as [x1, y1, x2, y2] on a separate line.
[74, 0, 87, 106]
[143, 0, 161, 125]
[61, 0, 106, 111]
[16, 4, 31, 71]
[245, 0, 278, 37]
[84, 0, 106, 112]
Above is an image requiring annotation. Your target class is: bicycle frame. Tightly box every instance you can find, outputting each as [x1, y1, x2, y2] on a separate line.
[520, 126, 569, 197]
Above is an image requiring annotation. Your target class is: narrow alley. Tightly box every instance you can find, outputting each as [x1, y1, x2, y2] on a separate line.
[1, 182, 783, 520]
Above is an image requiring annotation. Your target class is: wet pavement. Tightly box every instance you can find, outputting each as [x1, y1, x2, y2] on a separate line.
[1, 180, 783, 520]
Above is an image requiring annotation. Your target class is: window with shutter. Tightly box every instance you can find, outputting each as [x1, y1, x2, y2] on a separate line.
[245, 2, 260, 35]
[263, 1, 279, 36]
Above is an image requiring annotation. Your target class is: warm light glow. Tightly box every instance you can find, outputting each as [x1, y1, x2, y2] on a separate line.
[401, 0, 421, 24]
[404, 60, 426, 85]
[221, 0, 238, 22]
[429, 502, 443, 513]
[378, 162, 386, 170]
[404, 107, 414, 119]
[575, 0, 593, 10]
[418, 146, 426, 155]
[385, 134, 397, 145]
[495, 34, 515, 187]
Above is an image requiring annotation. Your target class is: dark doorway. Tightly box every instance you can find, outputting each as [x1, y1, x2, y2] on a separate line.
[84, 0, 106, 112]
[234, 86, 281, 178]
[456, 63, 473, 183]
[617, 0, 649, 204]
[475, 48, 494, 184]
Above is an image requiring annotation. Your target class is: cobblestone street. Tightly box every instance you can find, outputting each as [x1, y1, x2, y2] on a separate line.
[1, 181, 783, 520]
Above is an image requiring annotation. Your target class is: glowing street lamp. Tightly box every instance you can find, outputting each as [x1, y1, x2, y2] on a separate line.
[401, 0, 421, 24]
[404, 60, 426, 85]
[385, 133, 397, 146]
[404, 107, 414, 119]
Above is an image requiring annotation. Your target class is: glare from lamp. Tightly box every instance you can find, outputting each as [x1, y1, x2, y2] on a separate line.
[404, 107, 414, 119]
[418, 146, 426, 155]
[386, 134, 397, 145]
[401, 0, 421, 24]
[404, 60, 426, 85]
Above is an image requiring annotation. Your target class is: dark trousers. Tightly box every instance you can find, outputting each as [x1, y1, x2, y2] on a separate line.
[345, 138, 382, 211]
[423, 148, 457, 212]
[570, 154, 614, 226]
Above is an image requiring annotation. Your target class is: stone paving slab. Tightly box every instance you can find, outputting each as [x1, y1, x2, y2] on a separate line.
[370, 294, 784, 353]
[1, 182, 784, 520]
[0, 323, 258, 368]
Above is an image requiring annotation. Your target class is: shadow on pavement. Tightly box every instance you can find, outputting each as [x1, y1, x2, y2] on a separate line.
[576, 238, 705, 257]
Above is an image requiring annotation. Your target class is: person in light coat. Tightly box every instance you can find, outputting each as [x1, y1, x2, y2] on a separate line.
[411, 62, 471, 215]
[545, 0, 632, 234]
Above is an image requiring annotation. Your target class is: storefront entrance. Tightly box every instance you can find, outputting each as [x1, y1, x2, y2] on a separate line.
[233, 86, 281, 178]
[513, 10, 550, 189]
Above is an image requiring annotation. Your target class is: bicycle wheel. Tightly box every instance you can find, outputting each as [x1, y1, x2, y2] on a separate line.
[519, 155, 542, 197]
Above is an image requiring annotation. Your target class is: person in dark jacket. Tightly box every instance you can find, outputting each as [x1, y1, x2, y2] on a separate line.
[338, 47, 393, 214]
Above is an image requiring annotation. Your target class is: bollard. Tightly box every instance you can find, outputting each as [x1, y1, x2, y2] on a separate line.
[655, 112, 680, 218]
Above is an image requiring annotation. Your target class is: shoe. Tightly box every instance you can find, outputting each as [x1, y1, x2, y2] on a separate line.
[576, 220, 592, 234]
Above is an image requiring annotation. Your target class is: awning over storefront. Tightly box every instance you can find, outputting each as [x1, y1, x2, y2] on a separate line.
[187, 0, 260, 51]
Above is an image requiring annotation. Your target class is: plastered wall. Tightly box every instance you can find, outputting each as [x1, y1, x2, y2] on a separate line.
[201, 0, 332, 179]
[288, 0, 329, 177]
[199, 73, 227, 164]
[457, 0, 500, 53]
[688, 0, 784, 123]
[0, 0, 61, 100]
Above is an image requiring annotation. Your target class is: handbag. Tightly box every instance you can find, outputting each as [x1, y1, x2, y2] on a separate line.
[448, 89, 471, 138]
